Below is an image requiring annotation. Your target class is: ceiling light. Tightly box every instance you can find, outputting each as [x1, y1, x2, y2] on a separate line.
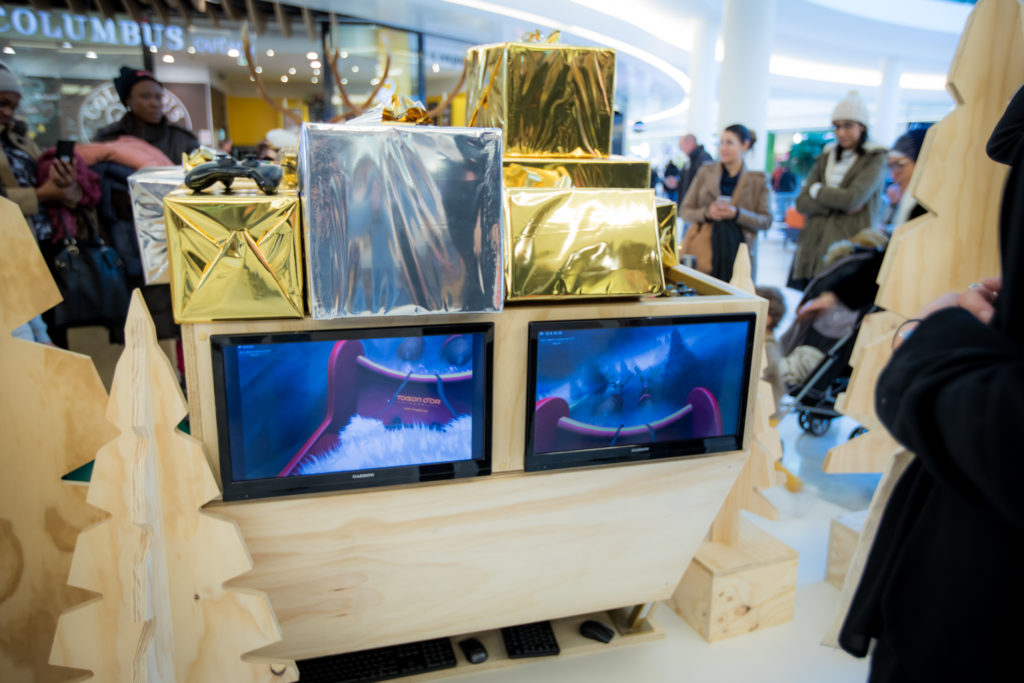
[313, 69, 320, 76]
[149, 45, 158, 53]
[792, 133, 803, 144]
[340, 50, 348, 59]
[85, 51, 97, 59]
[250, 76, 255, 82]
[341, 78, 348, 85]
[280, 75, 288, 83]
[227, 48, 240, 58]
[351, 65, 359, 73]
[310, 60, 321, 69]
[288, 67, 296, 75]
[431, 63, 440, 73]
[306, 51, 318, 60]
[312, 77, 319, 84]
[2, 47, 15, 55]
[61, 42, 73, 49]
[266, 49, 275, 57]
[255, 66, 263, 73]
[187, 46, 196, 54]
[162, 55, 174, 63]
[371, 78, 380, 85]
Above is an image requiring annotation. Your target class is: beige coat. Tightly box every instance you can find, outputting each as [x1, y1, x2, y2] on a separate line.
[0, 121, 42, 218]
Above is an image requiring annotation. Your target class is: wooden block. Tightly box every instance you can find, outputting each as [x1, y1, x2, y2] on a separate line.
[826, 509, 869, 590]
[671, 520, 798, 642]
[824, 429, 903, 474]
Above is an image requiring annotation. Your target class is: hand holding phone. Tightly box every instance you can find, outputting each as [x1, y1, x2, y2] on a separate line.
[56, 139, 75, 164]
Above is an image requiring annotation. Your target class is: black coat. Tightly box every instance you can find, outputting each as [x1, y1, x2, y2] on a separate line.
[840, 86, 1024, 680]
[95, 112, 199, 163]
[678, 144, 712, 207]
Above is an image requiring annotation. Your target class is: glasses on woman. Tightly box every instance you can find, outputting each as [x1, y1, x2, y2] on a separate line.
[888, 158, 912, 170]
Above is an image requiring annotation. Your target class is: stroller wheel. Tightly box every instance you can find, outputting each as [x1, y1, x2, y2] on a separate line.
[798, 411, 831, 436]
[849, 425, 868, 440]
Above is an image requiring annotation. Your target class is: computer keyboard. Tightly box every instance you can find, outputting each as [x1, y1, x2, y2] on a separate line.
[501, 621, 561, 659]
[297, 637, 457, 682]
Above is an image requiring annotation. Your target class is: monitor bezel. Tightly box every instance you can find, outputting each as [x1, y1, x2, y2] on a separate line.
[210, 322, 495, 501]
[523, 313, 757, 473]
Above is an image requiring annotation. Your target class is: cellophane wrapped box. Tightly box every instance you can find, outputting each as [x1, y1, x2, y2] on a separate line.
[504, 188, 665, 300]
[466, 41, 615, 158]
[655, 198, 679, 268]
[128, 166, 184, 285]
[163, 182, 304, 322]
[503, 157, 650, 190]
[300, 121, 504, 318]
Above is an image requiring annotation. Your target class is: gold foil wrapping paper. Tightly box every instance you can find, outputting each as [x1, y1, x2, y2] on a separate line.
[504, 188, 665, 300]
[503, 158, 650, 190]
[163, 183, 304, 322]
[466, 42, 615, 158]
[656, 198, 679, 267]
[128, 167, 185, 285]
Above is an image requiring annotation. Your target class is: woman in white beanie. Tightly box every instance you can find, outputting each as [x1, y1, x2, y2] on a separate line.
[788, 91, 888, 290]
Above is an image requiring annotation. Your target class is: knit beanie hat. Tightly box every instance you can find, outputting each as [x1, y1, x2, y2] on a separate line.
[832, 90, 870, 126]
[113, 66, 161, 105]
[0, 62, 21, 96]
[889, 128, 929, 162]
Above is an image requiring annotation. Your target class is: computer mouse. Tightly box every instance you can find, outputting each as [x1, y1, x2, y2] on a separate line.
[578, 619, 615, 643]
[458, 637, 488, 664]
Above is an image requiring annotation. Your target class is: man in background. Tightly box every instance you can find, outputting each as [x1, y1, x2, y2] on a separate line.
[678, 133, 713, 208]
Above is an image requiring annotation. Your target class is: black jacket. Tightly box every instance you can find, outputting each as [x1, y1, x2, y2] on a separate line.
[840, 86, 1024, 680]
[678, 144, 712, 207]
[95, 112, 199, 163]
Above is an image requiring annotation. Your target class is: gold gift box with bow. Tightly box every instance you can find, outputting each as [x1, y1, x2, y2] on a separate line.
[504, 188, 665, 300]
[163, 182, 304, 322]
[656, 198, 679, 268]
[466, 38, 615, 158]
[503, 157, 651, 190]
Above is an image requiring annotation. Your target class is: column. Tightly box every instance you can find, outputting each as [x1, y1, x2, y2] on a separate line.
[717, 0, 777, 170]
[876, 57, 903, 148]
[687, 15, 719, 148]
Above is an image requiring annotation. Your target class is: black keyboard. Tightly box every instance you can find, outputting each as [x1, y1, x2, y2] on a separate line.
[501, 621, 560, 659]
[297, 637, 457, 682]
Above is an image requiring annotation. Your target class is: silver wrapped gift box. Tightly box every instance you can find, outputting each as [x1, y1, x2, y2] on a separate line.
[299, 122, 504, 318]
[128, 166, 185, 285]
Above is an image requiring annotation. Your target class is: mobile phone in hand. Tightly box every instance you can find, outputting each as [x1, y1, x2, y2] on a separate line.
[56, 139, 75, 164]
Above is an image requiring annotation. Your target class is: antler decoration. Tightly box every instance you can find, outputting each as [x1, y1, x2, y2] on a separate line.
[327, 49, 392, 123]
[242, 23, 303, 128]
[426, 60, 468, 120]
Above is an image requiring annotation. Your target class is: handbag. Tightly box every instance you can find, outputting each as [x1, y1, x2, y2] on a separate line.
[679, 222, 714, 274]
[49, 236, 131, 330]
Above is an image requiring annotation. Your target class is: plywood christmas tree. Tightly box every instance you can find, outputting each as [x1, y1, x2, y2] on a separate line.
[50, 292, 297, 681]
[0, 197, 109, 682]
[823, 0, 1024, 645]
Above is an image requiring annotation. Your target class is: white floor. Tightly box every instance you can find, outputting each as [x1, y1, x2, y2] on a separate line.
[453, 229, 876, 683]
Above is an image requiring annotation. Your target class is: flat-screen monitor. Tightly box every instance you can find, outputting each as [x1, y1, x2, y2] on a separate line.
[211, 323, 494, 500]
[525, 314, 756, 472]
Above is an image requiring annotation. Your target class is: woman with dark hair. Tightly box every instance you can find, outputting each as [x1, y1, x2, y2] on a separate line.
[94, 66, 198, 161]
[679, 123, 772, 282]
[789, 91, 888, 290]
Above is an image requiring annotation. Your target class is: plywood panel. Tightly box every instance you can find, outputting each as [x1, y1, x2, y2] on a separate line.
[215, 451, 747, 660]
[826, 510, 869, 590]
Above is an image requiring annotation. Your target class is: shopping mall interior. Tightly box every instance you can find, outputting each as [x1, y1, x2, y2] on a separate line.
[0, 0, 1009, 682]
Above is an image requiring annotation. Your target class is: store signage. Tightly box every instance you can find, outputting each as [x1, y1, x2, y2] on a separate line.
[0, 8, 185, 51]
[77, 83, 191, 142]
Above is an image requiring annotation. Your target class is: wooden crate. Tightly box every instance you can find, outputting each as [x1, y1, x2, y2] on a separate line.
[826, 509, 868, 590]
[671, 520, 798, 642]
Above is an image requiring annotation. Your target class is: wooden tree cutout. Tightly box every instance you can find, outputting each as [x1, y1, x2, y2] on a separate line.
[823, 0, 1024, 644]
[50, 292, 297, 681]
[0, 197, 109, 682]
[708, 244, 784, 544]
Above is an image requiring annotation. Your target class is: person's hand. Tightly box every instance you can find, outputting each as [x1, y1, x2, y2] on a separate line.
[796, 292, 838, 320]
[36, 174, 82, 206]
[49, 158, 75, 188]
[894, 276, 1001, 349]
[886, 183, 902, 205]
[707, 201, 738, 221]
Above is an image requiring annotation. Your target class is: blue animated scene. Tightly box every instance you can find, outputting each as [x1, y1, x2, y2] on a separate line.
[226, 332, 483, 480]
[531, 321, 750, 454]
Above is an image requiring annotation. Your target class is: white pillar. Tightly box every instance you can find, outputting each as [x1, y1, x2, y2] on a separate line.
[718, 0, 777, 170]
[876, 57, 903, 147]
[687, 15, 719, 149]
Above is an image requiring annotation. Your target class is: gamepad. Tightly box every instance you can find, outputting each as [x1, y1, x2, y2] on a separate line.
[184, 155, 283, 195]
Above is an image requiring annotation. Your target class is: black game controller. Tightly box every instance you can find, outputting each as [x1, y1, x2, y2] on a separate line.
[184, 154, 282, 195]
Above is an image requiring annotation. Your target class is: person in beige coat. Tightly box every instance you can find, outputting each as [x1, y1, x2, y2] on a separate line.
[788, 91, 888, 290]
[679, 123, 772, 281]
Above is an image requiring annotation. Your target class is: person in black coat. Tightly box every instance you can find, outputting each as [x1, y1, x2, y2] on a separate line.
[839, 85, 1024, 682]
[678, 133, 713, 211]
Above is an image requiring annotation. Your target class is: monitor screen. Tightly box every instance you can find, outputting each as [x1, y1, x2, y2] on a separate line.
[525, 314, 756, 472]
[211, 323, 494, 500]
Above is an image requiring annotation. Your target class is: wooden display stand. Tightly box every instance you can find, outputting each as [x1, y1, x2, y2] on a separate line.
[670, 247, 797, 642]
[180, 266, 767, 664]
[826, 509, 868, 590]
[0, 199, 110, 683]
[822, 0, 1024, 646]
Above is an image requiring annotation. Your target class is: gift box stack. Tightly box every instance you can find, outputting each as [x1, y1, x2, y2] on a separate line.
[466, 34, 671, 300]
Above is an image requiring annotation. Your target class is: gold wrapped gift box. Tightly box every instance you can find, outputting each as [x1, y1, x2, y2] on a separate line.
[503, 157, 651, 190]
[163, 182, 304, 322]
[504, 188, 665, 300]
[466, 41, 615, 158]
[656, 198, 679, 267]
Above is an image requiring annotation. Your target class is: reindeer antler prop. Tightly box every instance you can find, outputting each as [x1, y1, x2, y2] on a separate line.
[242, 22, 303, 128]
[426, 61, 468, 120]
[328, 49, 392, 123]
